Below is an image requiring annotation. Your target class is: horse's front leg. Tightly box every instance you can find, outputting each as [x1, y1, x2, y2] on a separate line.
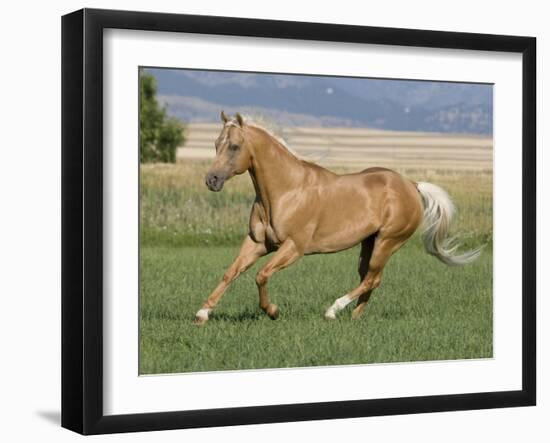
[255, 239, 302, 320]
[194, 235, 267, 325]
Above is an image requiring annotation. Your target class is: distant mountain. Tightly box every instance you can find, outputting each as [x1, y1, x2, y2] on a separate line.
[335, 78, 493, 110]
[158, 95, 357, 127]
[146, 68, 493, 134]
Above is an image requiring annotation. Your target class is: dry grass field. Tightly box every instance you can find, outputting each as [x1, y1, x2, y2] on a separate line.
[178, 123, 493, 172]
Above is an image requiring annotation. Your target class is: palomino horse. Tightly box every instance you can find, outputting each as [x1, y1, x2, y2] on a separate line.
[194, 112, 481, 325]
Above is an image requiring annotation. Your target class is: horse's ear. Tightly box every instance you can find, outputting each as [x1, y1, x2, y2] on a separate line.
[221, 110, 229, 123]
[235, 112, 245, 127]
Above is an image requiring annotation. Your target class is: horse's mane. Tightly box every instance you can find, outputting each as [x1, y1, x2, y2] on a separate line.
[232, 116, 317, 164]
[247, 123, 300, 157]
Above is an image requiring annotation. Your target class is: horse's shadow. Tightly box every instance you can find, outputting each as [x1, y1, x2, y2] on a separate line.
[206, 310, 264, 322]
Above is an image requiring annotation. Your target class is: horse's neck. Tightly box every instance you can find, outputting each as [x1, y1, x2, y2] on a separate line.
[247, 130, 306, 218]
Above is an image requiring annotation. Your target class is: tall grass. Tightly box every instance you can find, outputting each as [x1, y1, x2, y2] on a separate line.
[140, 162, 492, 248]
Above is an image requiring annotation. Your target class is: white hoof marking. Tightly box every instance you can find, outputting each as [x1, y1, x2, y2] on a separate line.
[195, 308, 211, 321]
[325, 294, 352, 319]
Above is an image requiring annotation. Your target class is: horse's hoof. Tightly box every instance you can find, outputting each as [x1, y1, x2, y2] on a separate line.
[324, 307, 337, 320]
[193, 308, 211, 325]
[267, 304, 279, 320]
[351, 307, 366, 320]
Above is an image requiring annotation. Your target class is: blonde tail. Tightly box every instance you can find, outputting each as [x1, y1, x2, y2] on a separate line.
[417, 182, 481, 266]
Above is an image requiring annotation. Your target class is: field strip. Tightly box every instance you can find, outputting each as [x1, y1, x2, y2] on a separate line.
[181, 139, 492, 150]
[178, 124, 493, 171]
[186, 123, 490, 139]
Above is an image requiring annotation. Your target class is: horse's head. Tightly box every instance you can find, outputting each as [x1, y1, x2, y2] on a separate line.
[205, 111, 252, 192]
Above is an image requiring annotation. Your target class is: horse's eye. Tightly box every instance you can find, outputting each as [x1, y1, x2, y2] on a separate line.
[229, 144, 239, 151]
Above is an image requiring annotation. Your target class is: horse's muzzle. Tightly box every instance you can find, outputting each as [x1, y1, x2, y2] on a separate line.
[205, 172, 225, 192]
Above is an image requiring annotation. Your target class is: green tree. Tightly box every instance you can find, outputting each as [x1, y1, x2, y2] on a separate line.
[139, 71, 185, 163]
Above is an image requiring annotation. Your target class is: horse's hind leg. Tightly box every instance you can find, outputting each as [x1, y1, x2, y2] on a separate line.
[352, 236, 376, 319]
[325, 235, 406, 320]
[358, 235, 376, 279]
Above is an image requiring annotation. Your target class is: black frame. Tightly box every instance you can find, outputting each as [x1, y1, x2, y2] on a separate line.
[62, 8, 536, 435]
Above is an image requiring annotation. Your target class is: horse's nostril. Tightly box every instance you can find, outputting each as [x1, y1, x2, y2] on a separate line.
[206, 173, 221, 189]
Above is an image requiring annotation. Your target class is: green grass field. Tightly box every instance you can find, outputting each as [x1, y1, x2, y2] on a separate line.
[140, 162, 493, 374]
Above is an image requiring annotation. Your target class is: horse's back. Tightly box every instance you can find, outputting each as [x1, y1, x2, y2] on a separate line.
[360, 166, 395, 175]
[338, 167, 415, 193]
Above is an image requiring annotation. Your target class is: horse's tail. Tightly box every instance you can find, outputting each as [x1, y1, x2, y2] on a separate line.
[417, 182, 482, 266]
